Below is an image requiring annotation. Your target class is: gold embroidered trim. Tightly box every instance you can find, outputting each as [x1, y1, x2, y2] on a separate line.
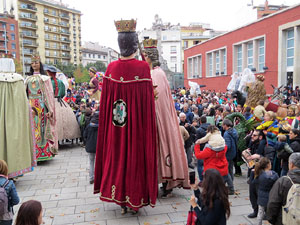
[104, 74, 152, 83]
[97, 185, 156, 208]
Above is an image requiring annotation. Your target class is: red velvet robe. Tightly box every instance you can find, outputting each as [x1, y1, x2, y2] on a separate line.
[94, 58, 157, 210]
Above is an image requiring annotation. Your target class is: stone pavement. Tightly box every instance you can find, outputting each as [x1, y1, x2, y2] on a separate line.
[14, 145, 264, 225]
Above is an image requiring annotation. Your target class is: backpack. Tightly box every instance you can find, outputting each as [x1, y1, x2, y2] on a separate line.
[282, 176, 300, 225]
[0, 180, 10, 216]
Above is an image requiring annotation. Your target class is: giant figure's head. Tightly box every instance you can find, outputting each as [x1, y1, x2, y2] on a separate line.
[115, 19, 138, 57]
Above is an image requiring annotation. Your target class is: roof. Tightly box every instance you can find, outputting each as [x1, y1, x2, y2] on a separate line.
[29, 0, 81, 14]
[185, 2, 300, 51]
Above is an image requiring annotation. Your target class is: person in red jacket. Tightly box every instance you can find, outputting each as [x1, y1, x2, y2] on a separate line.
[194, 126, 235, 195]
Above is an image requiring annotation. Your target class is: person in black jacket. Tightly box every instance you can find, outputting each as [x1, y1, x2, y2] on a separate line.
[83, 111, 99, 184]
[189, 169, 230, 225]
[289, 129, 300, 153]
[179, 113, 196, 168]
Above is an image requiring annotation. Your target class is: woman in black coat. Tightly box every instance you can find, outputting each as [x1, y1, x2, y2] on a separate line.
[189, 169, 231, 225]
[278, 129, 300, 176]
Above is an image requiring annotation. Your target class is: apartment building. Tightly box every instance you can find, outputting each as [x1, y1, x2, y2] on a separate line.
[0, 13, 20, 59]
[6, 0, 82, 72]
[81, 42, 119, 67]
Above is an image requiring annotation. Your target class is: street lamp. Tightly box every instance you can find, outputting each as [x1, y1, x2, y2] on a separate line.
[21, 33, 25, 77]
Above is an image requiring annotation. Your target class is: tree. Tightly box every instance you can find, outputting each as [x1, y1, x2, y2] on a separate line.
[55, 62, 77, 78]
[14, 59, 23, 74]
[85, 61, 107, 72]
[73, 64, 90, 84]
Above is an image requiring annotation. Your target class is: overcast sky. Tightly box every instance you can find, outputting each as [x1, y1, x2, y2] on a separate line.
[61, 0, 299, 51]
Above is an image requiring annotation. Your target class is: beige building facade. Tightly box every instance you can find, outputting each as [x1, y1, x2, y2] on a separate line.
[3, 0, 82, 72]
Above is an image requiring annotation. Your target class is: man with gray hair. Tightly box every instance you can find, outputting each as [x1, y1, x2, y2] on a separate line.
[267, 153, 300, 225]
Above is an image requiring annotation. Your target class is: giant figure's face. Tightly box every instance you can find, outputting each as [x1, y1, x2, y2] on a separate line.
[31, 61, 40, 71]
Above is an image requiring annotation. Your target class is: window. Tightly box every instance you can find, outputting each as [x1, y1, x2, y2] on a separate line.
[44, 17, 49, 22]
[103, 55, 106, 59]
[52, 18, 56, 24]
[83, 53, 86, 57]
[53, 43, 57, 49]
[53, 51, 57, 56]
[215, 51, 220, 75]
[193, 57, 199, 76]
[89, 54, 91, 58]
[45, 58, 50, 64]
[53, 27, 57, 32]
[188, 58, 193, 79]
[171, 56, 177, 62]
[12, 52, 16, 58]
[52, 10, 57, 16]
[11, 34, 15, 40]
[208, 53, 213, 77]
[93, 54, 95, 58]
[223, 49, 227, 74]
[237, 45, 242, 73]
[11, 43, 16, 49]
[1, 23, 5, 29]
[258, 39, 265, 71]
[45, 33, 49, 39]
[98, 55, 101, 59]
[162, 36, 167, 40]
[45, 42, 49, 47]
[170, 46, 177, 54]
[286, 29, 294, 68]
[184, 41, 188, 49]
[45, 25, 49, 31]
[10, 24, 15, 31]
[45, 50, 50, 56]
[247, 42, 253, 69]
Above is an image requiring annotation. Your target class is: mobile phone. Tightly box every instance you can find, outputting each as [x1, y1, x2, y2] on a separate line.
[189, 171, 196, 184]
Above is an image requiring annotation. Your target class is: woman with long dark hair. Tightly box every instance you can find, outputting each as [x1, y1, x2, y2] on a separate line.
[15, 200, 43, 225]
[189, 169, 230, 225]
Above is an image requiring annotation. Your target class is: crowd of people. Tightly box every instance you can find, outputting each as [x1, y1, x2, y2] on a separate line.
[172, 86, 300, 225]
[1, 18, 300, 225]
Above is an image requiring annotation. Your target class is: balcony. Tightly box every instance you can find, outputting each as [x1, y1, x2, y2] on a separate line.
[19, 5, 37, 12]
[20, 24, 37, 29]
[45, 28, 60, 34]
[19, 14, 37, 21]
[60, 14, 70, 19]
[44, 20, 58, 25]
[22, 33, 38, 39]
[59, 22, 69, 28]
[23, 42, 38, 47]
[45, 45, 59, 50]
[46, 54, 59, 58]
[61, 54, 71, 59]
[61, 47, 71, 51]
[23, 50, 36, 56]
[60, 30, 70, 35]
[44, 10, 59, 18]
[61, 39, 71, 43]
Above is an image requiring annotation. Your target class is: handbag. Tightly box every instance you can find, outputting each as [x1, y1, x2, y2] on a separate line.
[187, 206, 197, 225]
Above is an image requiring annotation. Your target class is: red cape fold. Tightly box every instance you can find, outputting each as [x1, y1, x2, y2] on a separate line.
[94, 58, 157, 210]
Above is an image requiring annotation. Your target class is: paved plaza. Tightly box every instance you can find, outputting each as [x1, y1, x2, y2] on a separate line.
[14, 145, 264, 225]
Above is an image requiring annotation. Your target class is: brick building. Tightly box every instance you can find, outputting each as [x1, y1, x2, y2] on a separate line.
[0, 13, 20, 60]
[184, 3, 300, 94]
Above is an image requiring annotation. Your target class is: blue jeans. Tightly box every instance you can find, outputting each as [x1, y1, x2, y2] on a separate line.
[281, 168, 288, 177]
[197, 160, 204, 181]
[223, 174, 234, 192]
[0, 220, 13, 225]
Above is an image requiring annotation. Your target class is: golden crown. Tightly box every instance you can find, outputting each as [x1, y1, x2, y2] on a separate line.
[114, 19, 136, 32]
[31, 53, 40, 62]
[143, 39, 158, 48]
